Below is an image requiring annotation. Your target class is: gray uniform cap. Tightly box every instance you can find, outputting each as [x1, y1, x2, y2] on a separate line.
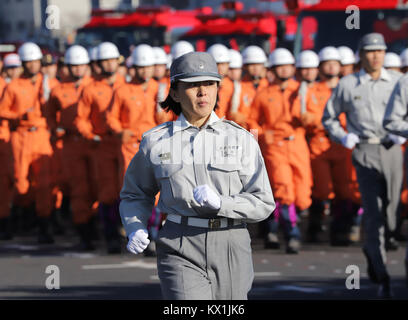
[359, 33, 387, 51]
[170, 51, 222, 83]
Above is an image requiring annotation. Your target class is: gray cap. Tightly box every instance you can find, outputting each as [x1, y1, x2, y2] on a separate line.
[359, 33, 387, 51]
[170, 51, 221, 83]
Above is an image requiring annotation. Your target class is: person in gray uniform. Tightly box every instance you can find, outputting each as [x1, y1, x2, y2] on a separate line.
[119, 51, 275, 300]
[322, 33, 403, 299]
[383, 72, 408, 288]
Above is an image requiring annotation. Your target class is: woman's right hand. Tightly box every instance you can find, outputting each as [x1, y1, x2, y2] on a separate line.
[127, 229, 150, 254]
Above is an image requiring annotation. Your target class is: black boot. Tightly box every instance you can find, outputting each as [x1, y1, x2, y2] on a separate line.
[76, 223, 95, 251]
[51, 209, 65, 235]
[330, 199, 352, 246]
[22, 204, 37, 235]
[307, 199, 325, 243]
[0, 217, 13, 240]
[87, 215, 100, 241]
[37, 217, 55, 244]
[99, 203, 121, 254]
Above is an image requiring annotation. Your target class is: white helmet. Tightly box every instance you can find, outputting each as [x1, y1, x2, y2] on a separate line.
[296, 50, 319, 68]
[337, 46, 356, 65]
[384, 52, 402, 68]
[132, 44, 155, 67]
[400, 48, 408, 67]
[242, 45, 267, 64]
[89, 47, 99, 62]
[3, 53, 22, 68]
[268, 48, 295, 67]
[207, 44, 230, 63]
[18, 42, 43, 62]
[171, 41, 194, 59]
[318, 46, 341, 63]
[97, 42, 120, 60]
[152, 47, 168, 65]
[229, 49, 242, 69]
[65, 45, 90, 65]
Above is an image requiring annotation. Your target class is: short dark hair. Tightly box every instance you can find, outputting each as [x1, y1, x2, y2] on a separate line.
[159, 81, 219, 116]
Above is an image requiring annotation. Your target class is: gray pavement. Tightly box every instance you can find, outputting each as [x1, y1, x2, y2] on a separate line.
[0, 219, 407, 300]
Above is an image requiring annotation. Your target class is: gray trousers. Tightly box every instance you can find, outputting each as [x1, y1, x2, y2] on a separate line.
[352, 143, 403, 282]
[156, 220, 254, 300]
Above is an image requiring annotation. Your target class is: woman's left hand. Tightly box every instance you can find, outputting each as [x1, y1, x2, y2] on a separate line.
[193, 185, 221, 211]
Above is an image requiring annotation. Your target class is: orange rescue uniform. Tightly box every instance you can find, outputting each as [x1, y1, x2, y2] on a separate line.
[75, 75, 125, 205]
[0, 74, 53, 217]
[0, 78, 13, 219]
[216, 76, 234, 119]
[107, 78, 159, 178]
[304, 81, 350, 201]
[46, 76, 98, 224]
[248, 78, 312, 211]
[227, 77, 268, 129]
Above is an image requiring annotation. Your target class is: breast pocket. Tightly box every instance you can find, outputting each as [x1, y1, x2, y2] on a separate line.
[208, 161, 243, 196]
[351, 98, 375, 128]
[154, 163, 184, 205]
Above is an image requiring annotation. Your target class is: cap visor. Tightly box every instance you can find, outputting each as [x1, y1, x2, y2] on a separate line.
[361, 45, 387, 51]
[177, 75, 221, 82]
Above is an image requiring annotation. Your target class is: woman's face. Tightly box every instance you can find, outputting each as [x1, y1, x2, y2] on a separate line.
[171, 80, 218, 121]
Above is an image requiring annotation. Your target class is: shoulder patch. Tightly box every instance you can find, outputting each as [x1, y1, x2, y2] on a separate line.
[142, 121, 172, 139]
[222, 119, 254, 136]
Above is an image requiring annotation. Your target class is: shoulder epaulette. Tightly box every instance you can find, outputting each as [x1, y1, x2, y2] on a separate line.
[222, 119, 254, 136]
[142, 121, 172, 139]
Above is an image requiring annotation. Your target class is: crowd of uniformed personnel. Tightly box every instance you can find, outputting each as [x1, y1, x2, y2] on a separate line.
[0, 37, 408, 257]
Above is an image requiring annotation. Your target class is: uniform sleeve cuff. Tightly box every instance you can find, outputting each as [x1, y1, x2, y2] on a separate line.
[217, 195, 234, 219]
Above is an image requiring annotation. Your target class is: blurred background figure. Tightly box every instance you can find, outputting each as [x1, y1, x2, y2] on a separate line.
[338, 46, 356, 77]
[42, 54, 58, 80]
[228, 49, 243, 81]
[88, 46, 102, 79]
[249, 48, 312, 254]
[75, 41, 125, 254]
[170, 40, 194, 60]
[399, 48, 408, 74]
[207, 43, 232, 118]
[384, 52, 402, 73]
[295, 50, 319, 84]
[2, 53, 22, 82]
[117, 55, 128, 78]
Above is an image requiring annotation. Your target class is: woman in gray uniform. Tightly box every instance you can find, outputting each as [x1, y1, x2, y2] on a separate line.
[119, 51, 275, 300]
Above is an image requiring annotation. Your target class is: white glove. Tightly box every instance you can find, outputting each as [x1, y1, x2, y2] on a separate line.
[193, 185, 221, 210]
[93, 135, 101, 142]
[341, 133, 360, 149]
[126, 229, 150, 255]
[388, 133, 407, 145]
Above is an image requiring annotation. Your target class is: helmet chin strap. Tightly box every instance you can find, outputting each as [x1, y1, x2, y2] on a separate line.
[276, 76, 290, 82]
[322, 73, 339, 79]
[24, 70, 39, 78]
[72, 75, 84, 81]
[102, 70, 115, 77]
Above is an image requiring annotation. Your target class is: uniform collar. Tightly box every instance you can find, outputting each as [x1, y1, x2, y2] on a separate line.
[358, 67, 391, 84]
[173, 111, 223, 134]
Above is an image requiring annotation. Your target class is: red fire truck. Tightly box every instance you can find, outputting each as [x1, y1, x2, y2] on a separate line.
[285, 0, 408, 54]
[74, 6, 206, 56]
[179, 1, 297, 54]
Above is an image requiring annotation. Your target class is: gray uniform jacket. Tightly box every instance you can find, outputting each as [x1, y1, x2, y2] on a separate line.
[322, 68, 402, 143]
[120, 111, 275, 236]
[383, 73, 408, 137]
